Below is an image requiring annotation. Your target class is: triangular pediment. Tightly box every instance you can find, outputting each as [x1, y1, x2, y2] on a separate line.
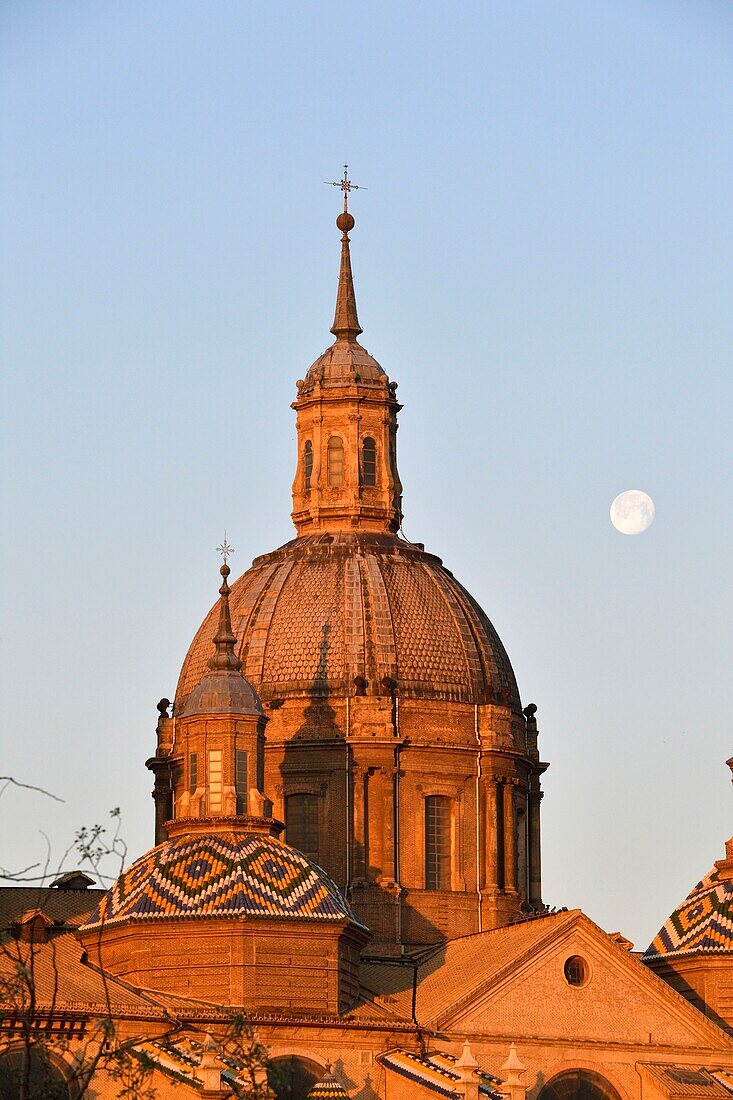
[421, 911, 732, 1049]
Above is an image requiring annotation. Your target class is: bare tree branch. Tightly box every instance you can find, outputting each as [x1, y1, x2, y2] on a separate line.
[0, 778, 65, 804]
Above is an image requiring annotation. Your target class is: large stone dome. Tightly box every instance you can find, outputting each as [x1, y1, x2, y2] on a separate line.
[176, 531, 520, 713]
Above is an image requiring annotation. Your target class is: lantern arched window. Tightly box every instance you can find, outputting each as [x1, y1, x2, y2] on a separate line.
[303, 440, 313, 489]
[362, 437, 377, 486]
[327, 437, 344, 487]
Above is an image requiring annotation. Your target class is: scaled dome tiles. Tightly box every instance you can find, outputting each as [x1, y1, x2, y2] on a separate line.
[644, 867, 733, 959]
[82, 832, 365, 930]
[176, 533, 520, 710]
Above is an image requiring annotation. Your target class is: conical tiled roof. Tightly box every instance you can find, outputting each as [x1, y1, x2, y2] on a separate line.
[306, 1064, 350, 1099]
[644, 845, 733, 960]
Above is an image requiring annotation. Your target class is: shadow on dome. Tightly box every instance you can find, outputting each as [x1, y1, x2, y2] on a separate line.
[292, 624, 341, 741]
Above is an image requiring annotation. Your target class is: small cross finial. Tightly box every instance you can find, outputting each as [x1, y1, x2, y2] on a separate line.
[325, 164, 366, 212]
[216, 532, 234, 565]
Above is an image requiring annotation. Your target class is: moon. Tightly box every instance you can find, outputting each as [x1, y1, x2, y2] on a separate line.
[610, 490, 655, 535]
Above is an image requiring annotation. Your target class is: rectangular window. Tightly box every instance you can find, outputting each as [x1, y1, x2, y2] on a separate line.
[327, 438, 344, 487]
[189, 753, 198, 795]
[235, 749, 248, 815]
[208, 749, 222, 815]
[362, 437, 377, 486]
[425, 795, 452, 890]
[285, 793, 320, 863]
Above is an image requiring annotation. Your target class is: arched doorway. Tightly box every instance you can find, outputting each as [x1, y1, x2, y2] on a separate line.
[539, 1069, 622, 1100]
[0, 1047, 70, 1100]
[267, 1055, 322, 1100]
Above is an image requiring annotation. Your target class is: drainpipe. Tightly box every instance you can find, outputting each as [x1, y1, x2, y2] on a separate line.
[475, 703, 482, 933]
[394, 687, 402, 948]
[345, 691, 351, 893]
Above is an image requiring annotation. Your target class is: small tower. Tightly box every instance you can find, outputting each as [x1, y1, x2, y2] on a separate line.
[171, 550, 272, 831]
[148, 545, 274, 843]
[86, 548, 368, 1011]
[291, 169, 403, 534]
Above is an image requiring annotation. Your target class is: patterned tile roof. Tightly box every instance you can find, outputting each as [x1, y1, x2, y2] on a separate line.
[644, 867, 733, 959]
[640, 1064, 733, 1098]
[132, 1035, 249, 1093]
[81, 832, 367, 930]
[378, 1048, 502, 1099]
[306, 1066, 350, 1098]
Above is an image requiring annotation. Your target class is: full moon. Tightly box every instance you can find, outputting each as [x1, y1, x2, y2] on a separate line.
[610, 490, 655, 535]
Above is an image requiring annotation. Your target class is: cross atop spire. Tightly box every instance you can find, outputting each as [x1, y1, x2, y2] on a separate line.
[216, 532, 234, 565]
[326, 164, 365, 214]
[209, 548, 243, 673]
[328, 166, 363, 341]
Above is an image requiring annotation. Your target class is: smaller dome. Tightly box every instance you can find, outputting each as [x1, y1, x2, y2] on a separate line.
[303, 339, 386, 389]
[307, 1067, 349, 1099]
[81, 831, 366, 930]
[182, 669, 263, 718]
[644, 861, 733, 960]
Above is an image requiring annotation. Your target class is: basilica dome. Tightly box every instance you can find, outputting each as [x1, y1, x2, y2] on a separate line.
[175, 531, 520, 713]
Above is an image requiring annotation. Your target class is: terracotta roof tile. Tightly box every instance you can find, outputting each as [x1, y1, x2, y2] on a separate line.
[176, 533, 520, 709]
[0, 932, 162, 1013]
[414, 912, 577, 1026]
[0, 886, 105, 930]
[378, 1048, 501, 1099]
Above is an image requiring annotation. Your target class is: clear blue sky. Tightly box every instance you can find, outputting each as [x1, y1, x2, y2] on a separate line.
[1, 0, 731, 948]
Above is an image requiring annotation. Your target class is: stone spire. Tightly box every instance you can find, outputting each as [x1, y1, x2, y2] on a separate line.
[290, 177, 404, 535]
[180, 549, 262, 719]
[208, 561, 243, 673]
[330, 204, 362, 342]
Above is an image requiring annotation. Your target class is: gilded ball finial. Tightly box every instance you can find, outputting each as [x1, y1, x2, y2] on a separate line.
[336, 210, 355, 233]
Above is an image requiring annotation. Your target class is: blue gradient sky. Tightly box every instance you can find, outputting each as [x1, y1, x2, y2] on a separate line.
[1, 1, 732, 947]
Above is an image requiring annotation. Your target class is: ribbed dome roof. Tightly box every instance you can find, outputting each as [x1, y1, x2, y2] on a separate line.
[182, 669, 263, 718]
[176, 532, 520, 711]
[81, 831, 365, 930]
[302, 338, 386, 389]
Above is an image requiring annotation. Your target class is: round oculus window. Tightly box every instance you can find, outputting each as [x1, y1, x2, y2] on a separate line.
[563, 955, 588, 987]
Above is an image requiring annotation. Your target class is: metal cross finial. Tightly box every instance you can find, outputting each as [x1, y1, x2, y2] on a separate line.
[216, 532, 234, 565]
[325, 164, 366, 211]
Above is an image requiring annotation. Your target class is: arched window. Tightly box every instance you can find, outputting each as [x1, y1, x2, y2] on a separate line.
[267, 1056, 322, 1100]
[0, 1049, 70, 1100]
[327, 436, 344, 487]
[538, 1070, 622, 1100]
[286, 793, 320, 863]
[425, 795, 452, 890]
[235, 749, 248, 815]
[362, 436, 377, 486]
[303, 440, 313, 490]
